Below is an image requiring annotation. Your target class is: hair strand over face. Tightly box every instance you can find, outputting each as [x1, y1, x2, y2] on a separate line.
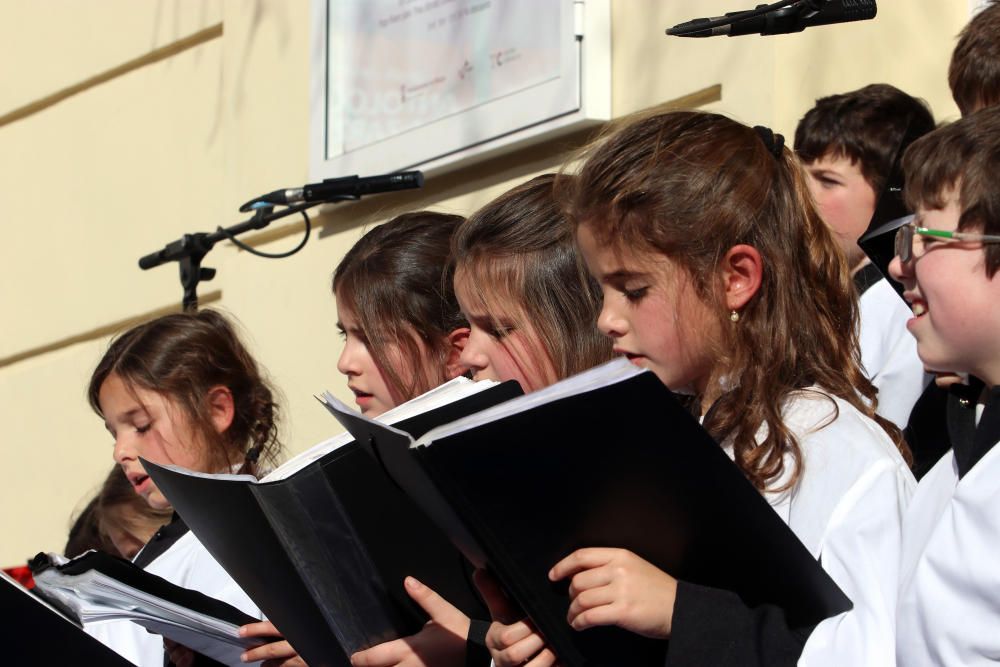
[452, 174, 613, 386]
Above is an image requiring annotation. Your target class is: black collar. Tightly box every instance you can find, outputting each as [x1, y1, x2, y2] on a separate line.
[948, 380, 1000, 478]
[132, 513, 190, 569]
[852, 264, 884, 297]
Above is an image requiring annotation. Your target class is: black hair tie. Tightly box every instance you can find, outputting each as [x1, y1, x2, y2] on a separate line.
[245, 445, 262, 465]
[753, 125, 785, 160]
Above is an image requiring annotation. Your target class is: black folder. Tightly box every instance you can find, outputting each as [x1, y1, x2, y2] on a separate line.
[144, 379, 522, 667]
[856, 124, 915, 300]
[328, 361, 853, 667]
[1, 570, 135, 666]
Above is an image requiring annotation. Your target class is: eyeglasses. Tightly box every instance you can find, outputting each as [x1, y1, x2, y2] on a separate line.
[893, 214, 1000, 263]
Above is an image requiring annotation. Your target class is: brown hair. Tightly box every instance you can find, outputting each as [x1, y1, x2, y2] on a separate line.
[65, 496, 114, 557]
[333, 211, 467, 401]
[87, 309, 281, 476]
[903, 106, 1000, 277]
[560, 110, 905, 491]
[65, 466, 173, 557]
[452, 174, 613, 385]
[950, 1, 1000, 116]
[794, 83, 935, 193]
[97, 467, 172, 556]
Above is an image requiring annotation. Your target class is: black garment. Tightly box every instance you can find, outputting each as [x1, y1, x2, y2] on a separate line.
[133, 513, 189, 569]
[665, 581, 814, 667]
[904, 379, 986, 480]
[953, 384, 1000, 478]
[905, 383, 956, 480]
[465, 618, 492, 667]
[852, 263, 884, 297]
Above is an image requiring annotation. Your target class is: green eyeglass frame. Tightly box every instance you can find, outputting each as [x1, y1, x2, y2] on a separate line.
[893, 214, 1000, 263]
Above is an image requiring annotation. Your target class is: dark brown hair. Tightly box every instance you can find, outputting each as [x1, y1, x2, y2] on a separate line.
[560, 110, 905, 491]
[66, 467, 173, 558]
[97, 466, 172, 556]
[950, 1, 1000, 116]
[333, 211, 467, 401]
[452, 174, 613, 385]
[87, 309, 281, 476]
[794, 83, 935, 193]
[65, 495, 115, 557]
[903, 106, 1000, 277]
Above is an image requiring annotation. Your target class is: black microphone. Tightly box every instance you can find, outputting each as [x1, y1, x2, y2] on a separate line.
[239, 171, 424, 212]
[667, 0, 876, 37]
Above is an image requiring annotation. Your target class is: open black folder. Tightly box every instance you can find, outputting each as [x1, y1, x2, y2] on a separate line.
[327, 360, 853, 667]
[1, 569, 135, 666]
[143, 378, 522, 667]
[29, 550, 264, 665]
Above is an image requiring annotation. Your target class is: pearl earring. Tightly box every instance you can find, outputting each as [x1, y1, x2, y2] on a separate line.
[730, 310, 740, 323]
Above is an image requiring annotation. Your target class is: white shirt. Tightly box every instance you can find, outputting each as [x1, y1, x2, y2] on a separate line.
[896, 442, 1000, 665]
[733, 390, 915, 666]
[858, 277, 930, 429]
[85, 530, 262, 666]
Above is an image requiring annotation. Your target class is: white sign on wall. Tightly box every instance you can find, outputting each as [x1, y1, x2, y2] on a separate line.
[310, 0, 610, 179]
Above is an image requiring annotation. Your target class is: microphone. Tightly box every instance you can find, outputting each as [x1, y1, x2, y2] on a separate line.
[239, 171, 424, 212]
[667, 0, 876, 37]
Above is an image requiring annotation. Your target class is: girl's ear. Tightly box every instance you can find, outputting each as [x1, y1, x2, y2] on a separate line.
[443, 327, 471, 380]
[721, 244, 763, 311]
[206, 385, 235, 434]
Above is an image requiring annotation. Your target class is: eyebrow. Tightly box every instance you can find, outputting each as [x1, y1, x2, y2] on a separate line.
[601, 269, 649, 283]
[336, 321, 365, 334]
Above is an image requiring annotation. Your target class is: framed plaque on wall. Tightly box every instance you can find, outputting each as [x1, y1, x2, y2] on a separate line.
[309, 0, 611, 178]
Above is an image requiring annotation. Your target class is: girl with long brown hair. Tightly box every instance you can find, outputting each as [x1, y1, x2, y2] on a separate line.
[487, 111, 915, 666]
[347, 175, 613, 667]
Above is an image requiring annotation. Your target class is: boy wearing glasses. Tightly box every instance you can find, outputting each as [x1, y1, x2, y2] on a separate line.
[795, 84, 935, 430]
[890, 106, 1000, 665]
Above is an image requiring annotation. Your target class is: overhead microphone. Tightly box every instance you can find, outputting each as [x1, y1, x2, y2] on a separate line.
[667, 0, 877, 38]
[239, 171, 424, 212]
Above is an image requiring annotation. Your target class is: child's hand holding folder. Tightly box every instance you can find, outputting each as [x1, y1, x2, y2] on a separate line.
[477, 569, 561, 667]
[238, 621, 305, 666]
[550, 548, 678, 639]
[350, 577, 470, 667]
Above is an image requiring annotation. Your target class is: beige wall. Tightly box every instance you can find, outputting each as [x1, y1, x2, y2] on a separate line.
[0, 0, 969, 565]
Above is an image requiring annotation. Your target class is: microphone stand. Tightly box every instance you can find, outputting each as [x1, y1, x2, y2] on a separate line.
[138, 200, 326, 312]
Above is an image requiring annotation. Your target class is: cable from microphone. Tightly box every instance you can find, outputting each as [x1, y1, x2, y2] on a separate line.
[667, 0, 876, 37]
[239, 171, 424, 212]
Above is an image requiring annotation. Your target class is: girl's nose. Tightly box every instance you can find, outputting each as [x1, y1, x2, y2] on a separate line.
[597, 302, 627, 338]
[337, 340, 360, 376]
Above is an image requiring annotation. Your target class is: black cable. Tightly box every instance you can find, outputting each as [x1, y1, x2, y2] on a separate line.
[215, 208, 312, 259]
[667, 0, 801, 35]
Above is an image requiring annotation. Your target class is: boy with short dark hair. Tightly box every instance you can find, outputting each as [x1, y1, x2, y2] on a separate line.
[949, 0, 1000, 116]
[795, 84, 935, 429]
[889, 106, 1000, 665]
